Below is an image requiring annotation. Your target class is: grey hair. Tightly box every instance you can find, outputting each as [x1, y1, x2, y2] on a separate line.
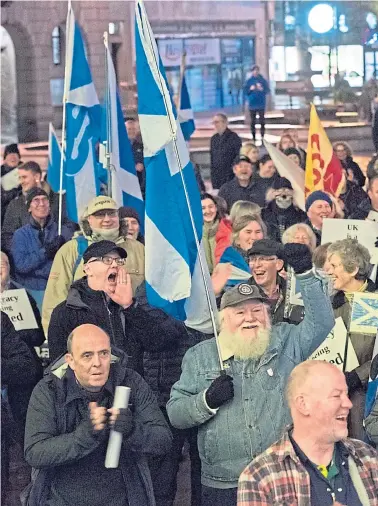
[282, 223, 317, 252]
[229, 200, 261, 223]
[231, 214, 267, 245]
[327, 239, 371, 280]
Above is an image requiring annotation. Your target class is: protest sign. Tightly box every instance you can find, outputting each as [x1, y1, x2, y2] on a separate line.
[310, 317, 359, 372]
[321, 218, 378, 263]
[1, 288, 38, 331]
[350, 293, 378, 335]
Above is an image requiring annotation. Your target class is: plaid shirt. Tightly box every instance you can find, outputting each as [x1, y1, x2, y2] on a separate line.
[237, 428, 378, 506]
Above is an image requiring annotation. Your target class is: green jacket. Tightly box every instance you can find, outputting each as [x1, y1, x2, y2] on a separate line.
[202, 220, 219, 274]
[42, 231, 144, 333]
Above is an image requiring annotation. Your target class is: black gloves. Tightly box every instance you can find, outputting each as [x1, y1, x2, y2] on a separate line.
[283, 243, 312, 274]
[45, 235, 66, 259]
[205, 374, 234, 410]
[112, 408, 134, 437]
[344, 370, 362, 394]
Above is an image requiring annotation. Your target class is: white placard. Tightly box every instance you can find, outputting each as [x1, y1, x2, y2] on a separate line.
[1, 288, 38, 331]
[321, 218, 378, 263]
[289, 270, 304, 307]
[1, 168, 19, 191]
[367, 210, 378, 223]
[310, 317, 359, 372]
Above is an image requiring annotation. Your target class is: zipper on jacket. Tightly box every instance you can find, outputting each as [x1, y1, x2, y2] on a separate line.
[101, 292, 117, 345]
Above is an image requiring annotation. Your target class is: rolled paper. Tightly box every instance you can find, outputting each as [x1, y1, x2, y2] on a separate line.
[105, 386, 131, 468]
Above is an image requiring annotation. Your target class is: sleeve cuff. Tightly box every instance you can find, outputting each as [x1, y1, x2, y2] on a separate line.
[203, 390, 218, 415]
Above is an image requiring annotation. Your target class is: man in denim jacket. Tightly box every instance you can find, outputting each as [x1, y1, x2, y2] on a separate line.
[167, 244, 335, 506]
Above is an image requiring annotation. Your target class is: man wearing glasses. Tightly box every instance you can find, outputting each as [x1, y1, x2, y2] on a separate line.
[47, 240, 172, 373]
[42, 196, 145, 333]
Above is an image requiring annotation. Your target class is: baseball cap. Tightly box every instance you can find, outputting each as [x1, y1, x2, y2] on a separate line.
[220, 283, 263, 310]
[248, 239, 283, 259]
[83, 240, 127, 264]
[232, 154, 252, 167]
[85, 196, 118, 217]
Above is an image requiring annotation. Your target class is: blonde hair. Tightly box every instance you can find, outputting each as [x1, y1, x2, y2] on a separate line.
[282, 223, 317, 252]
[229, 200, 261, 223]
[231, 215, 267, 245]
[240, 142, 259, 160]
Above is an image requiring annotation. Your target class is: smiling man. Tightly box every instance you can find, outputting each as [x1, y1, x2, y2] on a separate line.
[305, 190, 333, 246]
[24, 324, 172, 506]
[238, 361, 378, 506]
[167, 243, 334, 506]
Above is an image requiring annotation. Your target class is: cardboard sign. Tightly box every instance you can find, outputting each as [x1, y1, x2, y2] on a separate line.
[310, 317, 359, 372]
[350, 292, 378, 335]
[367, 210, 378, 223]
[321, 218, 378, 263]
[1, 168, 19, 191]
[1, 288, 38, 331]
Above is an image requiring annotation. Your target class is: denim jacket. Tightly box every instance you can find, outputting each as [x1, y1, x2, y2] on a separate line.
[167, 271, 335, 489]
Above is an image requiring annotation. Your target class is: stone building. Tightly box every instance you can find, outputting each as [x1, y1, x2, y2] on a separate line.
[1, 0, 274, 143]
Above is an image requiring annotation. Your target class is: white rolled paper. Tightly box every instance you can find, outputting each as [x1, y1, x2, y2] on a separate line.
[105, 386, 131, 468]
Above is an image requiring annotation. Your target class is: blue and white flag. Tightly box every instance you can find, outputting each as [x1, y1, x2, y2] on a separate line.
[135, 0, 216, 331]
[104, 41, 144, 233]
[219, 246, 251, 287]
[63, 3, 101, 222]
[47, 123, 65, 193]
[365, 331, 378, 420]
[178, 75, 195, 141]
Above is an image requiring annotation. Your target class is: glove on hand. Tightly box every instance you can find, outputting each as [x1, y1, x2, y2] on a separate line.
[112, 408, 134, 437]
[45, 235, 66, 259]
[283, 243, 312, 274]
[205, 374, 234, 410]
[344, 370, 362, 394]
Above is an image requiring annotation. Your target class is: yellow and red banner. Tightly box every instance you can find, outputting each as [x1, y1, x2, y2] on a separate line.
[305, 104, 343, 197]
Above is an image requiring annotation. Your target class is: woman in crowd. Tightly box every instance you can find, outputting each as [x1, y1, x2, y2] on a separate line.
[240, 142, 259, 172]
[214, 200, 261, 263]
[326, 238, 376, 440]
[283, 147, 302, 167]
[333, 141, 365, 187]
[277, 133, 295, 153]
[200, 193, 222, 274]
[282, 223, 317, 253]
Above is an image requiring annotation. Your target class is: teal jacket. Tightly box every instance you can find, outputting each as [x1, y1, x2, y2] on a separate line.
[167, 271, 334, 489]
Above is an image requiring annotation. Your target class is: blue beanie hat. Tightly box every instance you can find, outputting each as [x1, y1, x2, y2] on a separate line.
[305, 190, 333, 212]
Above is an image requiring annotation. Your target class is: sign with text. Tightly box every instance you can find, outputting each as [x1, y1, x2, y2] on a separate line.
[350, 293, 378, 335]
[185, 38, 221, 65]
[158, 39, 184, 67]
[321, 219, 378, 263]
[310, 317, 359, 372]
[1, 288, 38, 331]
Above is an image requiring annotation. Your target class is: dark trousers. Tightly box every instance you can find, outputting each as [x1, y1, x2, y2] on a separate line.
[149, 409, 202, 506]
[201, 486, 237, 506]
[250, 109, 265, 141]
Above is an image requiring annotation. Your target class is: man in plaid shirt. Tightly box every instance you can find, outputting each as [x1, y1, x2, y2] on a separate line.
[238, 361, 378, 506]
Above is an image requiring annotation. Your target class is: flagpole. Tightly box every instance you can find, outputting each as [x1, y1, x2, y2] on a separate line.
[58, 0, 72, 235]
[103, 31, 113, 198]
[138, 4, 223, 371]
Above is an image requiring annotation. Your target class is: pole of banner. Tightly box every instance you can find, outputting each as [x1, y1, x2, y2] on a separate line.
[177, 51, 186, 111]
[137, 2, 224, 371]
[58, 0, 72, 235]
[103, 31, 113, 198]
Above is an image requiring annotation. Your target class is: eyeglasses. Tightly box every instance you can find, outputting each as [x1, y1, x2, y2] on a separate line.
[87, 256, 126, 266]
[30, 198, 49, 207]
[91, 210, 118, 218]
[249, 256, 277, 265]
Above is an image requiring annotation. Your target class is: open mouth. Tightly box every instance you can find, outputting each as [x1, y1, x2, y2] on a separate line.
[108, 273, 117, 282]
[243, 324, 258, 330]
[336, 415, 347, 422]
[253, 270, 266, 279]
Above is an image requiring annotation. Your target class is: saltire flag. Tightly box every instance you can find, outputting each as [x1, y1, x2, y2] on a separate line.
[47, 123, 65, 193]
[135, 0, 217, 332]
[305, 104, 343, 197]
[63, 2, 101, 222]
[365, 331, 378, 420]
[104, 40, 145, 233]
[178, 75, 195, 141]
[264, 139, 305, 211]
[219, 246, 251, 287]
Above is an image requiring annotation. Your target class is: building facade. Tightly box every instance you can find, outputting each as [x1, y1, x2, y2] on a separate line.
[1, 0, 274, 144]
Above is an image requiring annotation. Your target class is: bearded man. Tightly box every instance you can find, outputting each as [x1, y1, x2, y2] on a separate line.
[167, 244, 335, 506]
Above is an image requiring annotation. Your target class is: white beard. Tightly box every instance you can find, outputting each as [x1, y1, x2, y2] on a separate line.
[220, 327, 271, 360]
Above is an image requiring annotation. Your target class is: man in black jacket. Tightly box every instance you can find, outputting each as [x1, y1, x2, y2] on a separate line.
[24, 324, 172, 506]
[210, 114, 242, 189]
[349, 174, 378, 220]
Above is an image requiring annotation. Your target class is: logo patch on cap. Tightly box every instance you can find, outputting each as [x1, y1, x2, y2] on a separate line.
[238, 283, 253, 295]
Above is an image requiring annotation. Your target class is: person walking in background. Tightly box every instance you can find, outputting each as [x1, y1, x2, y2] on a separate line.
[243, 65, 270, 144]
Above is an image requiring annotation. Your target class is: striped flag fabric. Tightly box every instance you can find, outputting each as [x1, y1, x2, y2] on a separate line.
[219, 246, 251, 287]
[305, 104, 343, 197]
[365, 331, 378, 419]
[178, 75, 195, 141]
[46, 122, 65, 193]
[135, 0, 216, 331]
[63, 2, 101, 222]
[104, 39, 144, 233]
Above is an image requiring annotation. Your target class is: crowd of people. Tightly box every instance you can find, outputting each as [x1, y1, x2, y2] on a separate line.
[1, 103, 378, 506]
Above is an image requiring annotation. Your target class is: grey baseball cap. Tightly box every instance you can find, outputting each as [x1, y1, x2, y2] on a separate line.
[220, 283, 263, 310]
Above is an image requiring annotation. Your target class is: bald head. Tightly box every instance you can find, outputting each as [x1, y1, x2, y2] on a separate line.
[67, 324, 110, 354]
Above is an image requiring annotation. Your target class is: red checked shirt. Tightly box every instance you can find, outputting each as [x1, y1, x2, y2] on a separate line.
[237, 428, 378, 506]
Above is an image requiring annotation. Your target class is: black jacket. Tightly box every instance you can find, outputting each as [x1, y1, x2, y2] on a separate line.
[210, 128, 242, 189]
[48, 278, 176, 373]
[262, 202, 307, 241]
[339, 181, 368, 217]
[342, 157, 365, 187]
[218, 173, 277, 211]
[304, 218, 322, 247]
[135, 282, 212, 407]
[349, 197, 376, 221]
[24, 348, 172, 506]
[1, 163, 21, 222]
